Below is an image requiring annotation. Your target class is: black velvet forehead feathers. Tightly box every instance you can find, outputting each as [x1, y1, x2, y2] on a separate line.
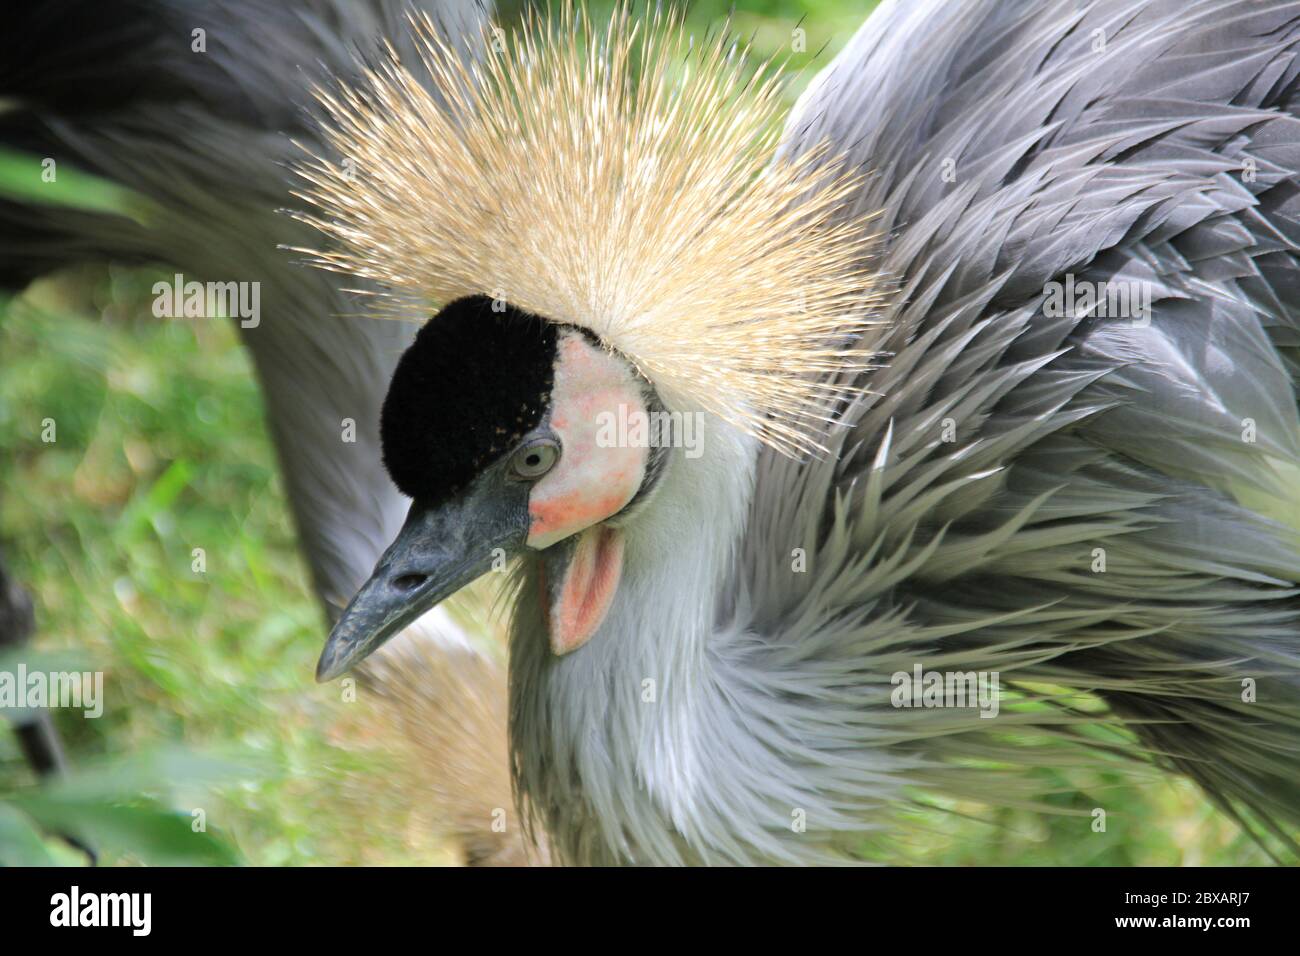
[380, 296, 559, 505]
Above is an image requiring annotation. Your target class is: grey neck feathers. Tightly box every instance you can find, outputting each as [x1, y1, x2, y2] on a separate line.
[508, 416, 902, 864]
[508, 413, 750, 862]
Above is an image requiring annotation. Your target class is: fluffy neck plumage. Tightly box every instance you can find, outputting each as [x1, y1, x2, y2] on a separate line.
[508, 412, 760, 863]
[508, 412, 909, 865]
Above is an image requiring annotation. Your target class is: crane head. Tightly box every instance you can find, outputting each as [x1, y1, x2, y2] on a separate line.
[297, 5, 889, 681]
[316, 296, 658, 681]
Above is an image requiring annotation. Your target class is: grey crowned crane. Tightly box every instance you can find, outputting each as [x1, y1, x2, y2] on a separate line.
[301, 0, 1300, 865]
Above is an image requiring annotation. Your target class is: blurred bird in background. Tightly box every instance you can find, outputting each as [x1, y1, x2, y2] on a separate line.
[0, 0, 530, 865]
[3, 0, 1300, 866]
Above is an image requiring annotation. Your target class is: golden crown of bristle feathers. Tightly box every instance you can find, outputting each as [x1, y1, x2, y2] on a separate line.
[291, 2, 885, 455]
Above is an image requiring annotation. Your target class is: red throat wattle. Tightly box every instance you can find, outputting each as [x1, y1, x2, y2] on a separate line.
[542, 525, 625, 655]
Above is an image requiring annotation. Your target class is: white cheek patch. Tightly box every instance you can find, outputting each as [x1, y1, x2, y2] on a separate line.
[527, 331, 649, 549]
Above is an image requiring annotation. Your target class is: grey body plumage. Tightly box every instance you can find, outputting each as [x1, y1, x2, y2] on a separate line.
[507, 0, 1300, 863]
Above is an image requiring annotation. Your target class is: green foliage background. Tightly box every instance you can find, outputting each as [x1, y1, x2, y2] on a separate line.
[0, 0, 1274, 864]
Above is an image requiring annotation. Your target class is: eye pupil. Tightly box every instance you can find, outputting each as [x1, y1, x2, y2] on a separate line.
[512, 440, 558, 479]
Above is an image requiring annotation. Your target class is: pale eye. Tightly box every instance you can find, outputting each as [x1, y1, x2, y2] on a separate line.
[511, 438, 560, 480]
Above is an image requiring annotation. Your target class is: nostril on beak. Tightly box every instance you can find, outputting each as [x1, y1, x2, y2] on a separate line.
[391, 572, 429, 594]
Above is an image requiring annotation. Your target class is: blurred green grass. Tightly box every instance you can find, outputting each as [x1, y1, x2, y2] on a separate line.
[0, 273, 456, 864]
[0, 0, 1275, 865]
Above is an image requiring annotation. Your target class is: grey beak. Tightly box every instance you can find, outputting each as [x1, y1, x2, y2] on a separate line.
[315, 471, 530, 682]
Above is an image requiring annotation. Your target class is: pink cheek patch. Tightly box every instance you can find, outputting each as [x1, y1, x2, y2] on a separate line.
[529, 488, 636, 546]
[523, 332, 646, 653]
[525, 331, 648, 550]
[544, 526, 625, 655]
